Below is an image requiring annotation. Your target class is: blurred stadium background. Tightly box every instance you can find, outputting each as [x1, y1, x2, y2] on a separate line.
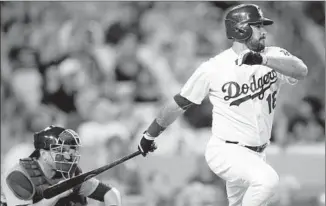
[0, 1, 325, 206]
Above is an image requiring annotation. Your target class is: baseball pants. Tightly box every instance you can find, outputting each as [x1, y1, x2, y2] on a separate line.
[205, 137, 279, 206]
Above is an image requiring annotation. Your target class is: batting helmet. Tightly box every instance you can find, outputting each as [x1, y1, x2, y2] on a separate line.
[31, 125, 81, 179]
[225, 4, 273, 42]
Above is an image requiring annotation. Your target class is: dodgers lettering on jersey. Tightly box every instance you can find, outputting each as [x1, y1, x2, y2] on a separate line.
[180, 46, 297, 146]
[222, 69, 278, 106]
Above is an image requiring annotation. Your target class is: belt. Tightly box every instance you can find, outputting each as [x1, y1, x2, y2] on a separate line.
[225, 140, 267, 153]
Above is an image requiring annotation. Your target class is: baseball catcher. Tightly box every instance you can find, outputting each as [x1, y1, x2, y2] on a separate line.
[1, 126, 122, 206]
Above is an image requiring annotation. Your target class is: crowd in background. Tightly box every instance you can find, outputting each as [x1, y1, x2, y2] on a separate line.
[1, 1, 325, 206]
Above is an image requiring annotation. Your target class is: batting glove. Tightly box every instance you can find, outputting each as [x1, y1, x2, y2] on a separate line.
[237, 51, 267, 66]
[138, 132, 157, 157]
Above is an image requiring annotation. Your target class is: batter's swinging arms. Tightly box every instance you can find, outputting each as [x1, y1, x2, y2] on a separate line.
[138, 4, 308, 206]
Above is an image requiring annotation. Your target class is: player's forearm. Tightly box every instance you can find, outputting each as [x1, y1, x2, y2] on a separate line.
[146, 100, 185, 138]
[264, 54, 308, 80]
[157, 100, 185, 128]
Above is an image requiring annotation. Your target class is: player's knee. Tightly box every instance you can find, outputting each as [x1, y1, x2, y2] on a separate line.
[265, 172, 279, 191]
[255, 170, 279, 192]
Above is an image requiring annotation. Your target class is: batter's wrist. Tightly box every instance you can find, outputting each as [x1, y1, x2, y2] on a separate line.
[143, 132, 155, 141]
[146, 119, 166, 137]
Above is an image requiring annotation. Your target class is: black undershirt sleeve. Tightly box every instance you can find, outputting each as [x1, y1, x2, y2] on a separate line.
[88, 182, 112, 202]
[173, 93, 195, 110]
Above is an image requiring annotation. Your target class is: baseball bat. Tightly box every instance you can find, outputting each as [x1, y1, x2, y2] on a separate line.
[43, 150, 142, 199]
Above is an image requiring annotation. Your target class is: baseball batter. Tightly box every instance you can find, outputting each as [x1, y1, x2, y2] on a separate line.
[1, 126, 122, 206]
[138, 4, 308, 206]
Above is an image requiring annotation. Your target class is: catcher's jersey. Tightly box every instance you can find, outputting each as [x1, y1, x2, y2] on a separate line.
[180, 46, 297, 146]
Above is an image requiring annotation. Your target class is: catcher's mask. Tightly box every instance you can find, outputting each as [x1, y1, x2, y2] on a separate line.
[32, 126, 81, 179]
[224, 4, 273, 42]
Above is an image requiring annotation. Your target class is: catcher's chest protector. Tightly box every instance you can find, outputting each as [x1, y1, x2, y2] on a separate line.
[19, 158, 87, 206]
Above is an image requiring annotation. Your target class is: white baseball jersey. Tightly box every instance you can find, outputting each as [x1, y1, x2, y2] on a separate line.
[180, 46, 298, 146]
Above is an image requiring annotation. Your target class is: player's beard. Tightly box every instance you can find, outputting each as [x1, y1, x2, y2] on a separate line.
[246, 36, 265, 52]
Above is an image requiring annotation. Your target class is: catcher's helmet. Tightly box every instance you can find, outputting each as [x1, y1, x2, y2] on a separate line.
[225, 4, 273, 42]
[31, 125, 81, 179]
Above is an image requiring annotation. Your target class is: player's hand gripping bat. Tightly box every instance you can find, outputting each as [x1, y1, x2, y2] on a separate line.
[43, 151, 141, 199]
